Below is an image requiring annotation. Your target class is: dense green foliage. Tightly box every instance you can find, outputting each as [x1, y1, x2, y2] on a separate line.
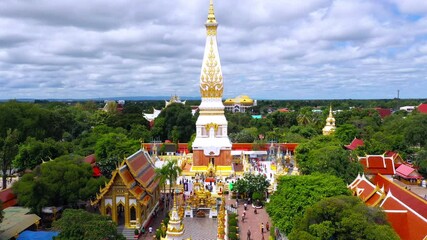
[152, 103, 195, 142]
[13, 155, 106, 214]
[296, 135, 363, 182]
[288, 196, 399, 240]
[53, 209, 125, 240]
[233, 173, 270, 202]
[267, 174, 350, 234]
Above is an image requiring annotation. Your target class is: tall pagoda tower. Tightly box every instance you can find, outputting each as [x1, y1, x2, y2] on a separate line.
[192, 0, 232, 174]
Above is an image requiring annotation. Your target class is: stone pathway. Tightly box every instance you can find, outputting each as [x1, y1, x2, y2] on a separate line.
[226, 198, 272, 240]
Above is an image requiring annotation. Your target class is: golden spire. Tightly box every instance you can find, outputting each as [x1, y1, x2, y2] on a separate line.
[207, 0, 217, 24]
[328, 105, 333, 118]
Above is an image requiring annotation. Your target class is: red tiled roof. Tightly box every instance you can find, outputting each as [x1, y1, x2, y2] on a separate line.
[0, 188, 17, 209]
[375, 107, 392, 118]
[418, 103, 427, 114]
[385, 151, 397, 158]
[93, 166, 101, 177]
[344, 138, 364, 150]
[359, 155, 395, 175]
[371, 174, 427, 220]
[349, 174, 427, 240]
[396, 165, 423, 179]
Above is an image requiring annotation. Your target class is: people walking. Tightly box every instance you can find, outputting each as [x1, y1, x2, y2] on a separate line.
[266, 222, 270, 231]
[261, 223, 264, 234]
[247, 229, 251, 240]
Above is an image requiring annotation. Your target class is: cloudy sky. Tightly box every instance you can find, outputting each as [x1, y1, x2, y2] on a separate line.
[1, 0, 427, 100]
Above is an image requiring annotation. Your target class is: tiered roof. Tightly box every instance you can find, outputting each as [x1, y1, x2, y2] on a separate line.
[92, 149, 159, 205]
[358, 155, 396, 175]
[349, 174, 427, 240]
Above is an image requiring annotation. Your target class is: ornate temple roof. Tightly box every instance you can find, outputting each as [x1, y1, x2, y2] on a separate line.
[349, 173, 427, 240]
[91, 149, 159, 205]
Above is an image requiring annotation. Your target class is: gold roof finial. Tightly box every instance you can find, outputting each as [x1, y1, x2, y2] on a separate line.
[207, 0, 217, 24]
[329, 105, 333, 118]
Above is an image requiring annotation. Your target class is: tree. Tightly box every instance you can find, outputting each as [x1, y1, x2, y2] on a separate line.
[164, 160, 182, 194]
[266, 174, 350, 234]
[0, 129, 19, 189]
[234, 173, 270, 201]
[53, 209, 125, 240]
[153, 103, 195, 142]
[13, 137, 71, 171]
[94, 133, 139, 177]
[334, 123, 360, 144]
[296, 135, 362, 182]
[13, 155, 103, 214]
[404, 114, 427, 148]
[288, 196, 399, 240]
[155, 164, 169, 195]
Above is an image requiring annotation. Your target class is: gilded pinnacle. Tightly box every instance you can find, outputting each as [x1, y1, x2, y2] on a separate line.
[207, 0, 217, 24]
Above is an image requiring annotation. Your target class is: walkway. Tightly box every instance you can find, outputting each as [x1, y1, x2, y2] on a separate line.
[226, 198, 272, 240]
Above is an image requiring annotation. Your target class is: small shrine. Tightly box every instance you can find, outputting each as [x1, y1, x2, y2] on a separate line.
[162, 194, 185, 240]
[186, 182, 217, 218]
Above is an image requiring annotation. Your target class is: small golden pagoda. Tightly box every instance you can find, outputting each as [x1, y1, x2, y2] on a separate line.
[323, 106, 336, 135]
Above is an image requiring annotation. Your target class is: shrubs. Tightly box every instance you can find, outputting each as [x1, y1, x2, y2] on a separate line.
[228, 213, 239, 240]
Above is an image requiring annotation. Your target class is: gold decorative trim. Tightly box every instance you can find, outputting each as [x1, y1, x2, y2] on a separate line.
[205, 122, 219, 132]
[200, 38, 223, 98]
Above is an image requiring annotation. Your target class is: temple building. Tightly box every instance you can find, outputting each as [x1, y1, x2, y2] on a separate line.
[143, 94, 187, 123]
[91, 148, 160, 229]
[191, 0, 232, 175]
[322, 106, 336, 135]
[224, 95, 256, 113]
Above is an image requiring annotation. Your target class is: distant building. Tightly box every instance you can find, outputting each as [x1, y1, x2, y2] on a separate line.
[374, 107, 392, 119]
[322, 106, 336, 136]
[417, 103, 427, 114]
[224, 95, 256, 113]
[102, 100, 124, 113]
[400, 106, 416, 113]
[143, 95, 186, 124]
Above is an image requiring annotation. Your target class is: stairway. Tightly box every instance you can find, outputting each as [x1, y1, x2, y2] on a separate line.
[117, 226, 137, 240]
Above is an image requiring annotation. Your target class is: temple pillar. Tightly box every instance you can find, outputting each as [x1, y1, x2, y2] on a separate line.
[100, 198, 105, 215]
[112, 191, 117, 224]
[136, 203, 142, 227]
[125, 193, 130, 228]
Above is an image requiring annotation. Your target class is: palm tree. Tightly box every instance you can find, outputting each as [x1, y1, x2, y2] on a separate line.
[155, 160, 182, 195]
[165, 160, 182, 195]
[155, 165, 168, 195]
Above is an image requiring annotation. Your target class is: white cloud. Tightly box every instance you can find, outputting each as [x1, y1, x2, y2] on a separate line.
[0, 0, 426, 99]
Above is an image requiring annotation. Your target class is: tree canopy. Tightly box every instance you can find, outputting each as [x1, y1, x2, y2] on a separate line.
[53, 209, 125, 240]
[288, 195, 399, 240]
[267, 174, 350, 234]
[152, 103, 195, 142]
[233, 173, 270, 201]
[296, 135, 363, 182]
[13, 155, 106, 214]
